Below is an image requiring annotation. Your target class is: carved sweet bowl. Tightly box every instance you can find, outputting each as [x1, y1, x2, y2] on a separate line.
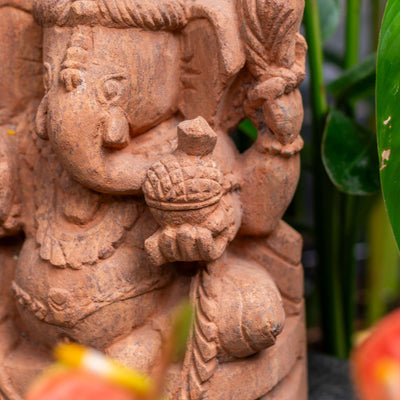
[142, 153, 224, 227]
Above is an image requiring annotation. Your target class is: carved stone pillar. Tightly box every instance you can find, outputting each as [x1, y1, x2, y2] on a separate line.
[0, 1, 307, 399]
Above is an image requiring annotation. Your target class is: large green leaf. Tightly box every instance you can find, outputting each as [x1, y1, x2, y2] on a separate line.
[327, 53, 376, 102]
[322, 109, 380, 195]
[318, 0, 340, 43]
[377, 0, 400, 250]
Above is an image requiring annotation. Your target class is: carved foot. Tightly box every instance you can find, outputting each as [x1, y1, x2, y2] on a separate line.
[0, 320, 52, 400]
[198, 253, 285, 359]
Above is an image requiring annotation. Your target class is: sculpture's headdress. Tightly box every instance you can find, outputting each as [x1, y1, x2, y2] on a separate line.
[33, 0, 188, 31]
[33, 0, 246, 126]
[33, 0, 305, 131]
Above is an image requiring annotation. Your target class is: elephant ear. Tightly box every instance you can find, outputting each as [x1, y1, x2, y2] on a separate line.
[237, 0, 305, 78]
[0, 3, 43, 125]
[179, 0, 246, 127]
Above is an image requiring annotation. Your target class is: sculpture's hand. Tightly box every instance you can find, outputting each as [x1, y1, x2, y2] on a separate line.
[247, 77, 303, 146]
[143, 117, 240, 267]
[145, 193, 239, 266]
[245, 34, 307, 147]
[254, 129, 304, 158]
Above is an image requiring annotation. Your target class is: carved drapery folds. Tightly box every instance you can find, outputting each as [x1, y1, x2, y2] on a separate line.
[0, 0, 307, 399]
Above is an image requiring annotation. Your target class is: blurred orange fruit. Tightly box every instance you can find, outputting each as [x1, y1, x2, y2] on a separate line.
[352, 308, 400, 400]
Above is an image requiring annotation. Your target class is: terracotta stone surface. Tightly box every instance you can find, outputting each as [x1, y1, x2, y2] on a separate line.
[0, 0, 307, 399]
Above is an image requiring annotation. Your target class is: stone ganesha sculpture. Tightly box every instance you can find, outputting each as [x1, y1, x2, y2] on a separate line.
[0, 0, 307, 399]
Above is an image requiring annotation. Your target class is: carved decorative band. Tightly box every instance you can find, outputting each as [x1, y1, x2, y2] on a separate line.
[145, 194, 223, 212]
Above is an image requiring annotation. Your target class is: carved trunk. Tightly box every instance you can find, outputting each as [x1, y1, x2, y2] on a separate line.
[0, 0, 307, 399]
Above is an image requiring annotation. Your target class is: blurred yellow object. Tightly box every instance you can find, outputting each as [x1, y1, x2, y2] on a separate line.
[353, 329, 372, 347]
[7, 129, 16, 135]
[374, 358, 400, 400]
[54, 343, 153, 397]
[375, 357, 400, 382]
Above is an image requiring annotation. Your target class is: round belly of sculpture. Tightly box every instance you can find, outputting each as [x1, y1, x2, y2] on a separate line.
[13, 239, 165, 349]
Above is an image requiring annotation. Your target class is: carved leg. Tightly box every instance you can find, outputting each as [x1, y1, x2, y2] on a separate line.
[0, 241, 53, 400]
[1, 327, 52, 400]
[107, 277, 191, 376]
[179, 251, 285, 400]
[207, 252, 286, 358]
[0, 322, 22, 400]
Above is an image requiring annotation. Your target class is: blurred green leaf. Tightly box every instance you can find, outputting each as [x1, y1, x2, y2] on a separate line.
[377, 0, 400, 251]
[327, 53, 376, 102]
[324, 48, 344, 68]
[322, 109, 380, 195]
[318, 0, 340, 43]
[366, 197, 400, 326]
[238, 119, 258, 141]
[170, 300, 193, 362]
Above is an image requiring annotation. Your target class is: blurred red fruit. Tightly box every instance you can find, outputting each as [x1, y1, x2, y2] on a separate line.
[26, 368, 135, 400]
[352, 308, 400, 400]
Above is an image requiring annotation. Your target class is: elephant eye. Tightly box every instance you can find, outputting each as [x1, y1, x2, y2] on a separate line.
[102, 76, 127, 102]
[103, 79, 120, 100]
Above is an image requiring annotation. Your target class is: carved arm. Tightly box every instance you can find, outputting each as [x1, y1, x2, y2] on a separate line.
[237, 0, 306, 236]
